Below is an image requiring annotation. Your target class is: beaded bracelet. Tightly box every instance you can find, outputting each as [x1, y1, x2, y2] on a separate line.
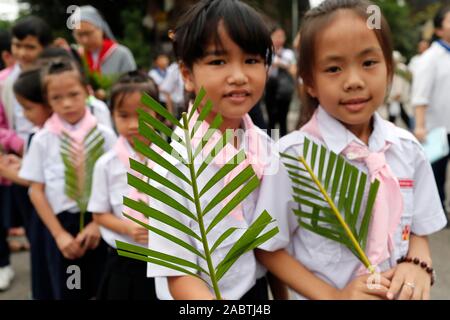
[397, 256, 436, 286]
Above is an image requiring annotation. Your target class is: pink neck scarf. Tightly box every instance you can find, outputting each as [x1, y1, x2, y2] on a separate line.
[301, 110, 403, 274]
[115, 135, 162, 223]
[45, 108, 97, 143]
[189, 108, 266, 221]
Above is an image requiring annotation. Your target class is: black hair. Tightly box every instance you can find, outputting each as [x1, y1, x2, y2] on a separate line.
[109, 70, 159, 112]
[38, 46, 85, 78]
[13, 67, 45, 104]
[0, 29, 12, 69]
[41, 57, 88, 101]
[172, 0, 273, 69]
[12, 16, 53, 47]
[434, 5, 450, 29]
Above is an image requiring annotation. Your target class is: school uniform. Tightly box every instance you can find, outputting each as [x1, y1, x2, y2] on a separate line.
[87, 136, 157, 300]
[19, 112, 116, 299]
[411, 40, 450, 216]
[254, 106, 447, 299]
[147, 113, 278, 300]
[87, 96, 113, 130]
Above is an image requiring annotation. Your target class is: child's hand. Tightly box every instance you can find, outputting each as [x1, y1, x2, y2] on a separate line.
[126, 222, 148, 245]
[386, 263, 431, 300]
[55, 231, 86, 260]
[336, 270, 394, 300]
[75, 221, 102, 250]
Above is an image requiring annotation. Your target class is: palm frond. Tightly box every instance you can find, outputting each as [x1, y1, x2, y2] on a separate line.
[60, 128, 105, 231]
[280, 138, 379, 273]
[116, 91, 278, 299]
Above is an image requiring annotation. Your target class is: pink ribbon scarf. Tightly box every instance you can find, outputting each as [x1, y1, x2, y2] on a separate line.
[189, 108, 266, 221]
[45, 108, 97, 144]
[301, 110, 403, 274]
[115, 135, 162, 223]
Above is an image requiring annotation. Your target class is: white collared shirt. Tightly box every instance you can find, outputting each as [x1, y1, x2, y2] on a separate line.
[255, 106, 446, 299]
[87, 138, 164, 249]
[10, 64, 36, 140]
[146, 120, 277, 300]
[87, 96, 113, 129]
[411, 41, 450, 132]
[19, 123, 116, 215]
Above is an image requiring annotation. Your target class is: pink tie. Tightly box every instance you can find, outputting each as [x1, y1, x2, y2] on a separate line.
[301, 110, 403, 274]
[342, 141, 403, 274]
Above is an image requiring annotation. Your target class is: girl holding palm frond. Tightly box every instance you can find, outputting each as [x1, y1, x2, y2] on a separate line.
[19, 58, 116, 299]
[87, 71, 160, 300]
[146, 0, 286, 300]
[254, 0, 447, 300]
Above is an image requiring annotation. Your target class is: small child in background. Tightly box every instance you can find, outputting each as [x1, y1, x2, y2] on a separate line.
[88, 71, 160, 300]
[19, 58, 116, 299]
[38, 47, 113, 130]
[0, 67, 54, 299]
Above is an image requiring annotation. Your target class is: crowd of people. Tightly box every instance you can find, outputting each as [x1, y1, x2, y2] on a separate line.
[0, 0, 448, 300]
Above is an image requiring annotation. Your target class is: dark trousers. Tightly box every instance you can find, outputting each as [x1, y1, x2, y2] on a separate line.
[97, 245, 158, 300]
[0, 186, 11, 267]
[431, 134, 450, 218]
[29, 208, 53, 299]
[264, 79, 292, 137]
[240, 276, 268, 301]
[10, 184, 33, 237]
[44, 211, 107, 300]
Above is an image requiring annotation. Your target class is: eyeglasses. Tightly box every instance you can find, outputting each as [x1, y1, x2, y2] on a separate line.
[73, 29, 96, 39]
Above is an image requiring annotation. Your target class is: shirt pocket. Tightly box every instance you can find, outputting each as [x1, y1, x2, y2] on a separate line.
[397, 189, 413, 258]
[300, 228, 342, 268]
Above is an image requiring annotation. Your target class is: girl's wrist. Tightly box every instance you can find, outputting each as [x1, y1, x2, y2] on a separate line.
[397, 256, 435, 286]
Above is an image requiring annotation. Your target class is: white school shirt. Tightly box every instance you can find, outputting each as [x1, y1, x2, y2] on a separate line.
[146, 122, 277, 300]
[87, 96, 113, 129]
[254, 106, 447, 299]
[411, 41, 450, 132]
[6, 64, 36, 141]
[19, 121, 116, 215]
[159, 63, 185, 105]
[87, 139, 165, 248]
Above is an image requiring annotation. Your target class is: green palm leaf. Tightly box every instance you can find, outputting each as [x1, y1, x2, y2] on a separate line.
[60, 128, 105, 231]
[115, 91, 278, 299]
[280, 138, 380, 273]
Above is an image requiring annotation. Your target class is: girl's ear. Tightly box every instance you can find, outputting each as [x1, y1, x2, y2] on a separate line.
[306, 85, 317, 98]
[180, 63, 195, 92]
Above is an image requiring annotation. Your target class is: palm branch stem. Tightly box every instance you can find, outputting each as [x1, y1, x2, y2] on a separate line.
[182, 113, 222, 300]
[80, 210, 85, 232]
[298, 156, 375, 274]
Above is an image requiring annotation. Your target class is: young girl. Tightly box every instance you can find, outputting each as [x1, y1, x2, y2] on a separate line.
[87, 71, 159, 300]
[254, 0, 447, 300]
[4, 67, 53, 299]
[146, 0, 286, 300]
[19, 58, 116, 299]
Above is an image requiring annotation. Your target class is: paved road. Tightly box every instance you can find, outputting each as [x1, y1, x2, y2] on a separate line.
[0, 228, 448, 300]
